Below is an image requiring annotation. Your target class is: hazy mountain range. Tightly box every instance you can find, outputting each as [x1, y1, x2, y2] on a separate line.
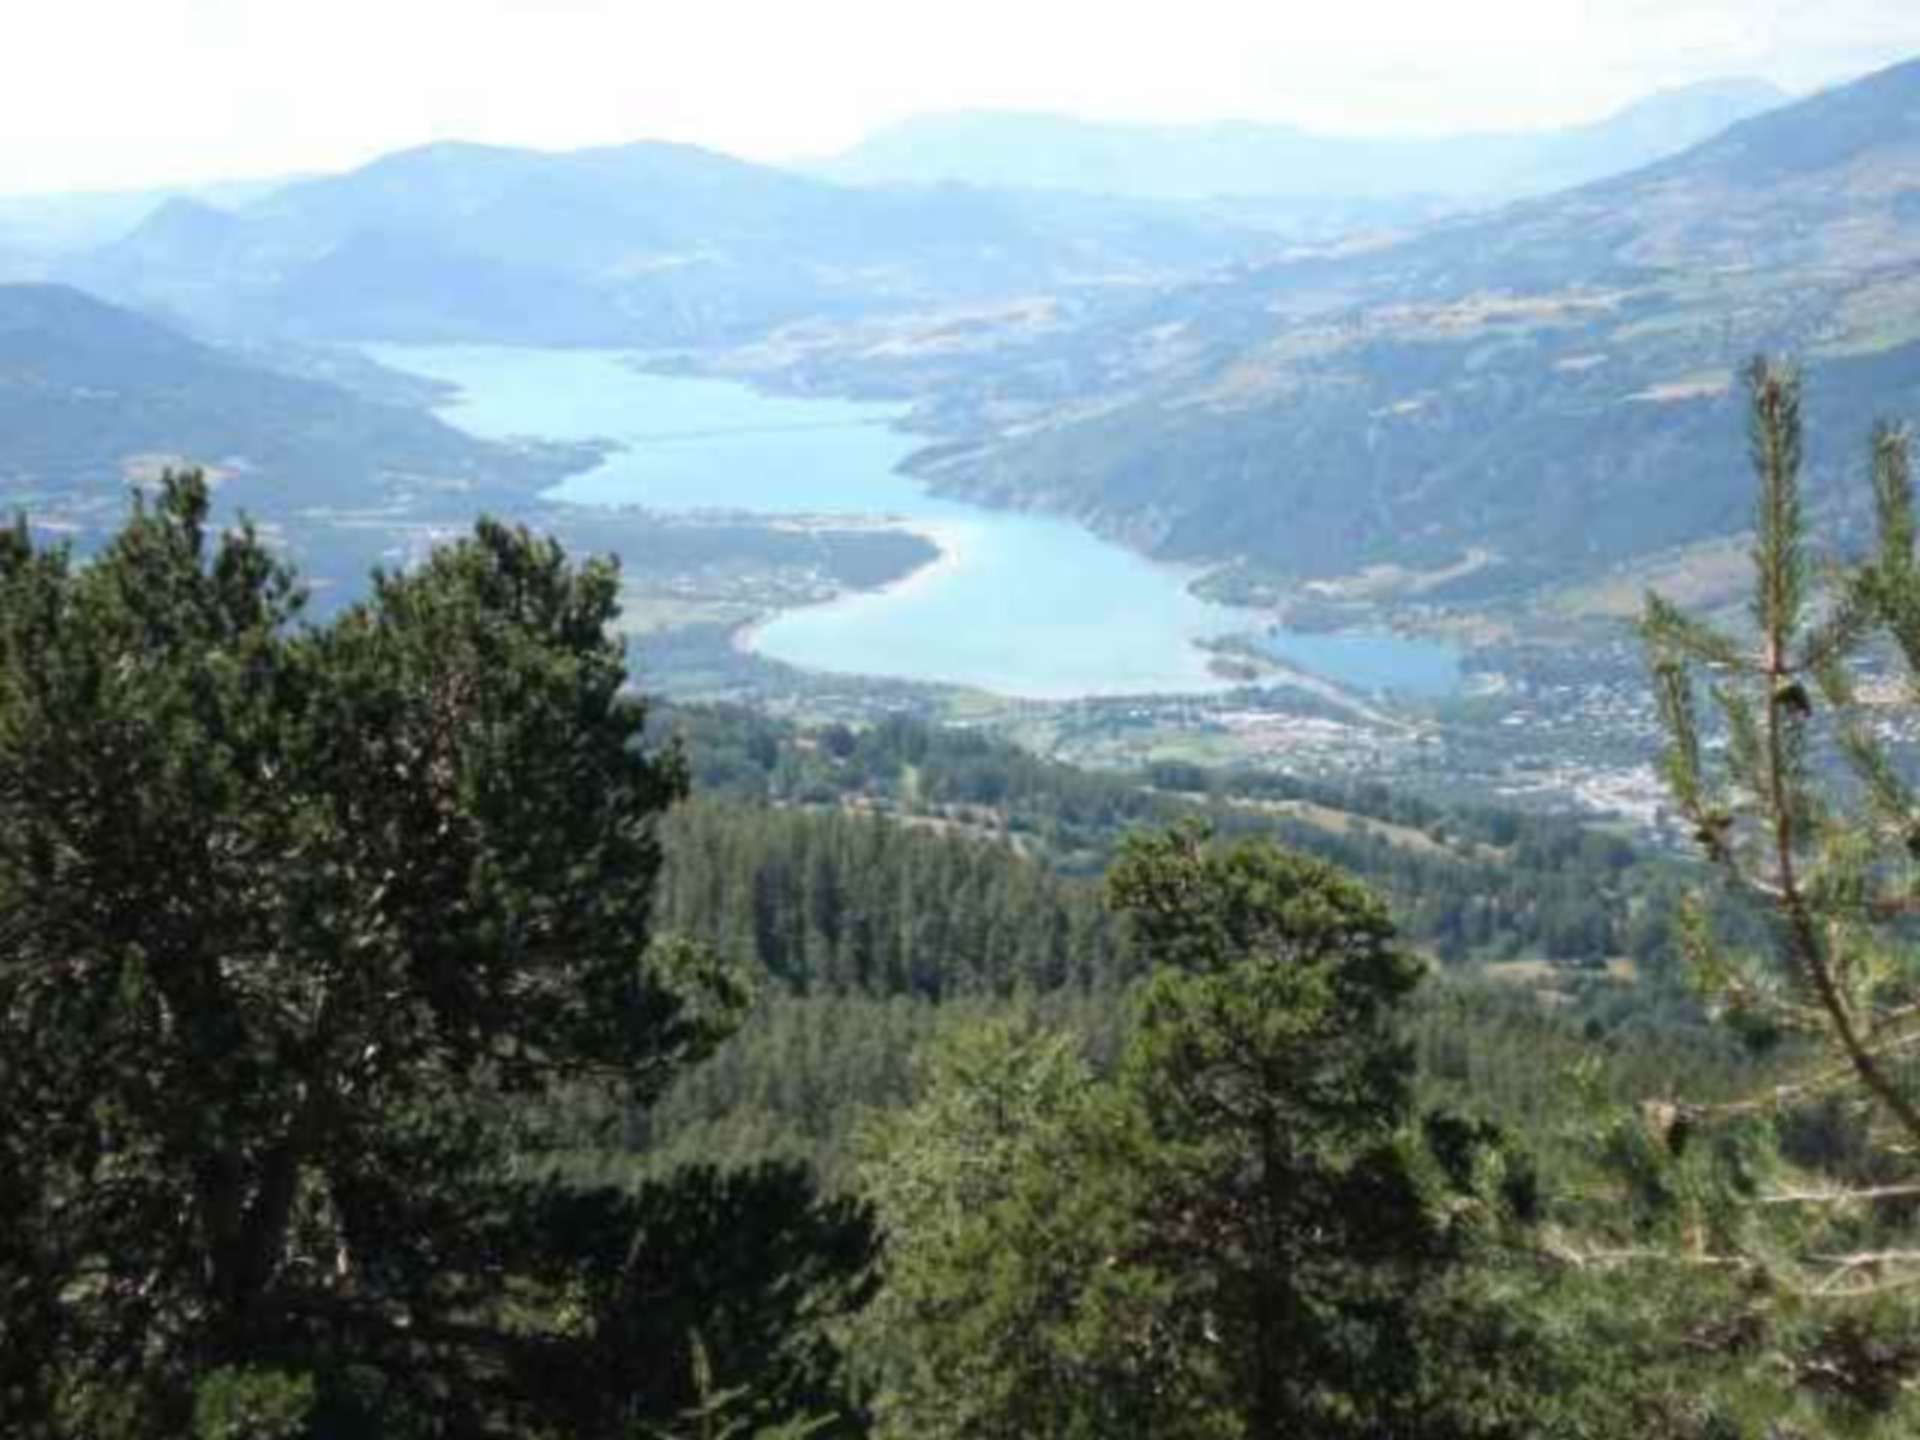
[44, 74, 1797, 354]
[813, 80, 1790, 202]
[0, 176, 295, 268]
[63, 141, 1285, 347]
[893, 58, 1920, 597]
[4, 60, 1910, 607]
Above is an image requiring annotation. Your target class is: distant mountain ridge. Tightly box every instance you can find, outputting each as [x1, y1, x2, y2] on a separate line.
[0, 176, 297, 270]
[813, 79, 1791, 202]
[58, 78, 1794, 356]
[66, 139, 1282, 347]
[903, 59, 1920, 596]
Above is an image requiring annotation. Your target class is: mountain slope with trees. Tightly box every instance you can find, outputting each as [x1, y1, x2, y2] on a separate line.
[906, 58, 1920, 596]
[14, 450, 1920, 1435]
[0, 282, 570, 527]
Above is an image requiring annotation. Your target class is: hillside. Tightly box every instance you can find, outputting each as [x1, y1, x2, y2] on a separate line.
[9, 474, 1803, 1438]
[67, 140, 1280, 346]
[0, 283, 570, 536]
[904, 58, 1920, 595]
[669, 703, 1680, 973]
[815, 80, 1788, 202]
[0, 283, 939, 614]
[0, 174, 293, 268]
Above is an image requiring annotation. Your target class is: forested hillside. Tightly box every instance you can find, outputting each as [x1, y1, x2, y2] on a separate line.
[911, 58, 1920, 594]
[12, 449, 1920, 1436]
[668, 703, 1691, 969]
[0, 282, 570, 521]
[589, 704, 1735, 1182]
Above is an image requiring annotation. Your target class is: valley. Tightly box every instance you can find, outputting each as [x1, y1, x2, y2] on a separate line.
[21, 12, 1920, 1433]
[350, 343, 1697, 837]
[13, 60, 1920, 840]
[372, 343, 1255, 698]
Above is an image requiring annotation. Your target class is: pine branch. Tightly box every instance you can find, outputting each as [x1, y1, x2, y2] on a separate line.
[1873, 421, 1915, 581]
[1748, 356, 1806, 658]
[1641, 593, 1751, 671]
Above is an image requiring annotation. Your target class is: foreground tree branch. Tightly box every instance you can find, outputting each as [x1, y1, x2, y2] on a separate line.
[1642, 358, 1920, 1296]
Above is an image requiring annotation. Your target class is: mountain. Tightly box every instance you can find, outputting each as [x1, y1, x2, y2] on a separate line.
[814, 80, 1790, 202]
[0, 283, 967, 628]
[0, 283, 570, 567]
[0, 175, 295, 267]
[904, 59, 1920, 597]
[69, 140, 1281, 347]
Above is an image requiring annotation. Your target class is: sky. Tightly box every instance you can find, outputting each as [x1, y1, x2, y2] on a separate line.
[5, 0, 1920, 195]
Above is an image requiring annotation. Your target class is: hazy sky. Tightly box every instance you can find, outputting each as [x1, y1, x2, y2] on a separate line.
[7, 0, 1920, 195]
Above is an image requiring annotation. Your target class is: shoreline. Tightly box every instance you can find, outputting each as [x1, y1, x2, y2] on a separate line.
[382, 343, 1436, 701]
[730, 515, 973, 660]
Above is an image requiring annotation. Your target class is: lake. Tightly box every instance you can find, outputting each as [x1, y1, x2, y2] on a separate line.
[368, 346, 1460, 701]
[1255, 629, 1463, 700]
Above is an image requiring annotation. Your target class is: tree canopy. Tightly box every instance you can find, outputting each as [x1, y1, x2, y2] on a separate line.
[858, 825, 1537, 1440]
[0, 475, 866, 1437]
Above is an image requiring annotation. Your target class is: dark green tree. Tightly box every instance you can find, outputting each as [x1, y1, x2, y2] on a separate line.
[854, 1016, 1140, 1440]
[1108, 825, 1494, 1439]
[859, 825, 1536, 1440]
[0, 475, 864, 1436]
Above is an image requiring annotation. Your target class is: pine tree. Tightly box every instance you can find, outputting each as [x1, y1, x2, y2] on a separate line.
[856, 826, 1535, 1440]
[1642, 357, 1920, 1307]
[0, 476, 871, 1437]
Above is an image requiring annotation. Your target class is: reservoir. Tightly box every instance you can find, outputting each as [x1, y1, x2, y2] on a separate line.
[1255, 629, 1463, 700]
[369, 346, 1461, 702]
[371, 345, 1241, 699]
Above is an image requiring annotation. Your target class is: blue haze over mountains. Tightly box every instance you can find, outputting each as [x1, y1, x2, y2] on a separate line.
[899, 58, 1920, 596]
[8, 60, 1920, 608]
[59, 142, 1283, 346]
[27, 74, 1789, 352]
[813, 79, 1791, 201]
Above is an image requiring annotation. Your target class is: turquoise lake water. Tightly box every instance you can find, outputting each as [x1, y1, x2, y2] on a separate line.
[1256, 630, 1463, 699]
[368, 346, 1461, 701]
[370, 346, 1242, 699]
